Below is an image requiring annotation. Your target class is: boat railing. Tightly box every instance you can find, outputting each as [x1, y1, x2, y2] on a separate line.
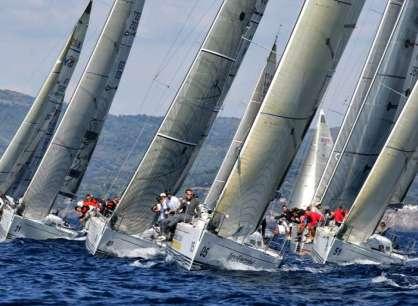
[267, 236, 289, 256]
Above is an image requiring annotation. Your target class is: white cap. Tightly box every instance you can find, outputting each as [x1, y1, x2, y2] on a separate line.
[160, 193, 167, 197]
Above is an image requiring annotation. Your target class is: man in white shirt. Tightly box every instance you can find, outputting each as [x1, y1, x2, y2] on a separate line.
[165, 192, 180, 215]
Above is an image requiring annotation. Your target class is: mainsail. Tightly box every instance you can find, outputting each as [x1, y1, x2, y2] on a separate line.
[0, 2, 91, 196]
[313, 0, 418, 210]
[22, 0, 146, 220]
[204, 41, 277, 211]
[289, 110, 333, 209]
[340, 76, 418, 244]
[113, 0, 269, 235]
[212, 0, 365, 239]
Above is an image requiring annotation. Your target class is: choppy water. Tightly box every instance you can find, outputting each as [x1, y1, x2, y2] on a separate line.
[1, 231, 418, 305]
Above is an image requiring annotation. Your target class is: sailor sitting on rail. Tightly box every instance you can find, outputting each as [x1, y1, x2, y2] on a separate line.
[158, 188, 201, 241]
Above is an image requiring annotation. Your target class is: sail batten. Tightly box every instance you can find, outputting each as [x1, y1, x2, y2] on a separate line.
[314, 0, 418, 210]
[113, 0, 269, 235]
[22, 0, 146, 220]
[0, 2, 91, 196]
[212, 0, 365, 239]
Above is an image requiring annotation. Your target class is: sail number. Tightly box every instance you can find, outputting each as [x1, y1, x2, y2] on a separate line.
[333, 247, 342, 256]
[200, 246, 210, 258]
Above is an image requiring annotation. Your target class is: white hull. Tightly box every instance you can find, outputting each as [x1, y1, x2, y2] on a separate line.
[0, 206, 83, 241]
[86, 215, 164, 258]
[311, 227, 406, 265]
[168, 220, 283, 271]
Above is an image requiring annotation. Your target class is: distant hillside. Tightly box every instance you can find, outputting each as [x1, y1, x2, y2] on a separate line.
[1, 89, 417, 204]
[0, 89, 240, 197]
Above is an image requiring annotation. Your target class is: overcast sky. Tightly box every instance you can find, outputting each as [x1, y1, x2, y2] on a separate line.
[0, 0, 386, 127]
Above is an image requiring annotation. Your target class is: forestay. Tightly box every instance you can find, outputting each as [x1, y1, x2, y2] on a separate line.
[0, 2, 91, 196]
[289, 110, 333, 209]
[212, 0, 365, 239]
[204, 41, 277, 211]
[113, 0, 269, 235]
[339, 76, 418, 244]
[22, 0, 146, 220]
[314, 0, 418, 210]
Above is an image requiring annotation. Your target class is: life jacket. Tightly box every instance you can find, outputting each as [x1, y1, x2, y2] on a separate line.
[334, 209, 346, 223]
[83, 198, 100, 209]
[309, 211, 323, 224]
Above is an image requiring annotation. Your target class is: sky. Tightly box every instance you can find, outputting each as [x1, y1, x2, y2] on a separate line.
[0, 0, 387, 127]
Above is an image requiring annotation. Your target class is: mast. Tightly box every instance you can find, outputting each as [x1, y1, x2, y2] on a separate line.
[339, 74, 418, 244]
[0, 2, 91, 195]
[112, 0, 269, 235]
[289, 110, 333, 209]
[22, 0, 146, 220]
[313, 0, 418, 210]
[204, 41, 277, 211]
[212, 0, 365, 239]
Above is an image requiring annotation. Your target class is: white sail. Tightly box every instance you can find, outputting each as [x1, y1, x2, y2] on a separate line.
[289, 110, 333, 209]
[22, 0, 146, 220]
[212, 0, 365, 239]
[112, 0, 269, 235]
[389, 149, 418, 204]
[204, 41, 277, 211]
[0, 2, 91, 195]
[314, 0, 418, 210]
[8, 104, 63, 199]
[340, 74, 418, 244]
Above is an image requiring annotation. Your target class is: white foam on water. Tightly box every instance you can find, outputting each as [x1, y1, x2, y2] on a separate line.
[280, 264, 330, 274]
[130, 260, 158, 269]
[220, 259, 277, 272]
[111, 246, 164, 259]
[340, 259, 381, 266]
[372, 273, 418, 289]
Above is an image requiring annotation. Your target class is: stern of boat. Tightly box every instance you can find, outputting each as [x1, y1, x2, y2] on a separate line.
[311, 226, 336, 263]
[86, 215, 160, 258]
[168, 219, 207, 270]
[86, 215, 108, 255]
[0, 205, 16, 241]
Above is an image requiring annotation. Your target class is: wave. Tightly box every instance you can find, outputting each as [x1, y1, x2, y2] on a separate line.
[130, 260, 159, 269]
[372, 273, 418, 289]
[340, 259, 381, 266]
[108, 246, 164, 259]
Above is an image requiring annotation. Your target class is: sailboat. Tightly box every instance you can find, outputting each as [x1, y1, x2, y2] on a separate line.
[287, 110, 333, 254]
[312, 0, 418, 211]
[0, 0, 146, 241]
[168, 0, 365, 271]
[0, 1, 91, 239]
[0, 2, 91, 199]
[86, 0, 269, 258]
[289, 110, 333, 210]
[311, 0, 418, 264]
[311, 63, 418, 265]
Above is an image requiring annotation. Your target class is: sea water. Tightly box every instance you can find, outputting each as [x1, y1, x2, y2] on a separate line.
[0, 220, 417, 304]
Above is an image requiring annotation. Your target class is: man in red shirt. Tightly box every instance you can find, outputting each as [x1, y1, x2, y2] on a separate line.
[332, 206, 346, 226]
